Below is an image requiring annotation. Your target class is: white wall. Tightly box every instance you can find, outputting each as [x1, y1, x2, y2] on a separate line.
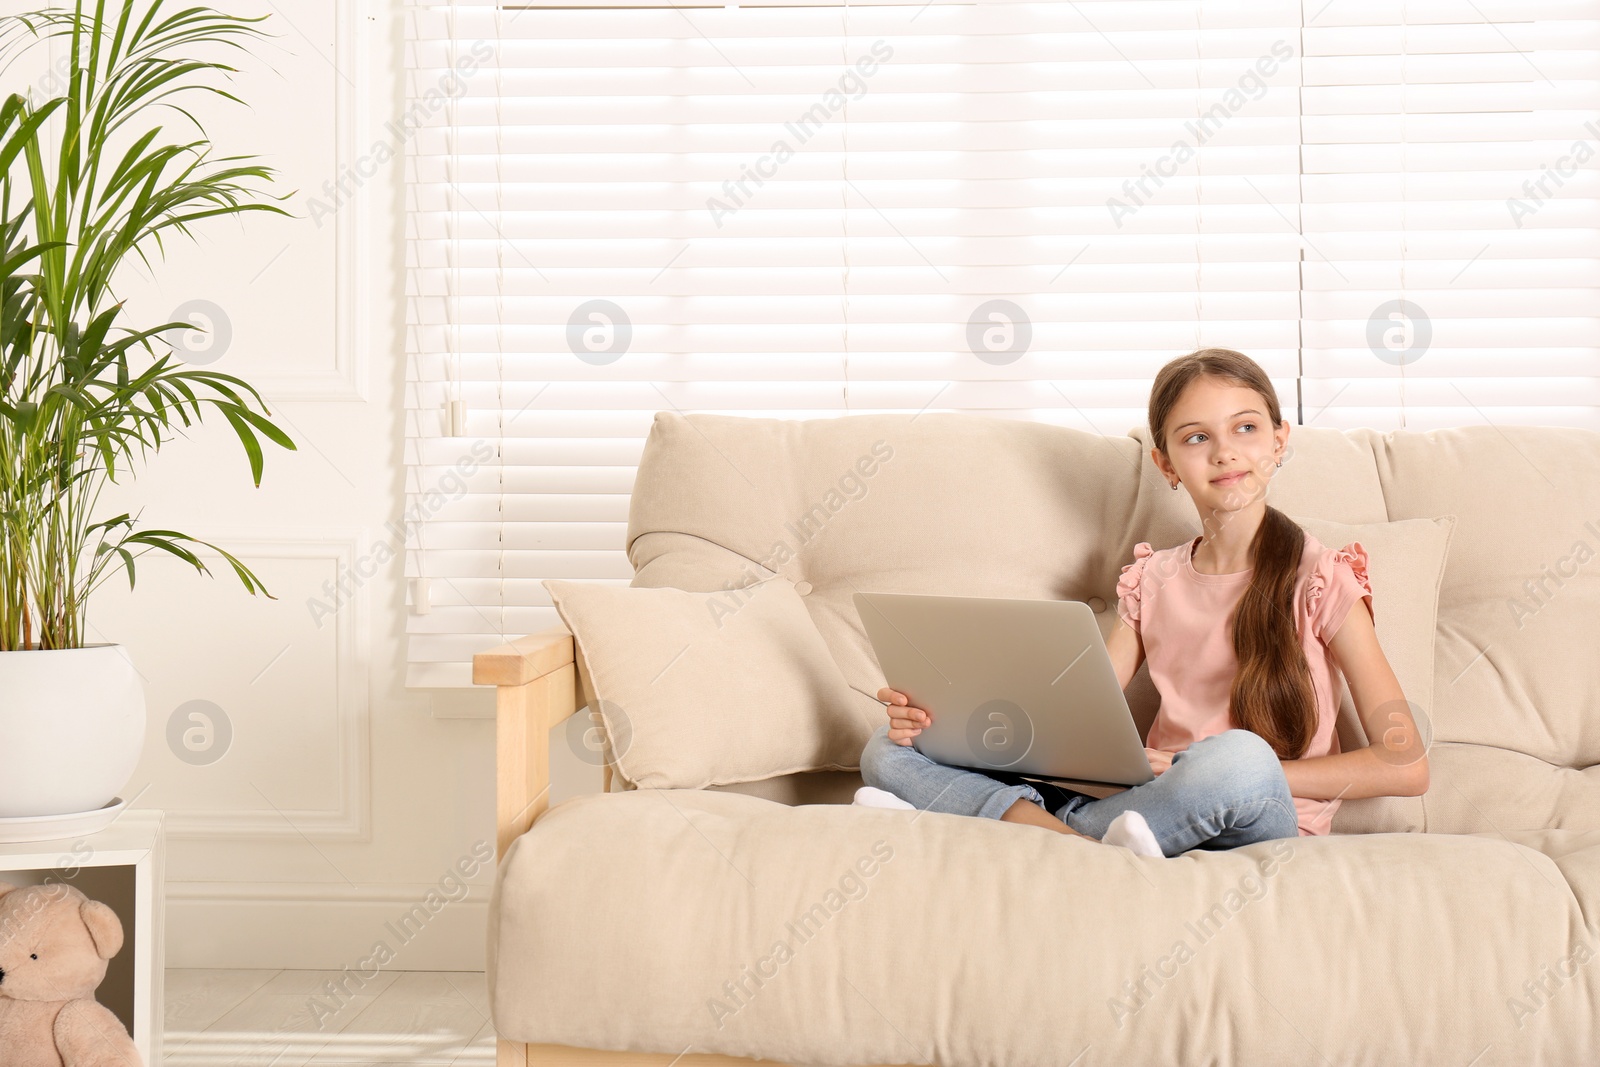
[5, 0, 535, 968]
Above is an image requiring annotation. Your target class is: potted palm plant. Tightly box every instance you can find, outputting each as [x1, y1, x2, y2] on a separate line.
[0, 0, 294, 823]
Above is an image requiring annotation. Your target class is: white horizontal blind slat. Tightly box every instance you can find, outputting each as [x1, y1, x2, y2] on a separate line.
[1301, 3, 1600, 426]
[402, 0, 1600, 686]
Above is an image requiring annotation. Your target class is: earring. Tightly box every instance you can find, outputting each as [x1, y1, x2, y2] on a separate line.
[1170, 480, 1179, 490]
[1275, 460, 1282, 467]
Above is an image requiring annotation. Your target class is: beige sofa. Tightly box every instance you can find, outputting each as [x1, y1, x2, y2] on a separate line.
[477, 411, 1600, 1067]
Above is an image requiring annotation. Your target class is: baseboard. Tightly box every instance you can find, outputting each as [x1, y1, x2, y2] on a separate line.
[167, 882, 488, 970]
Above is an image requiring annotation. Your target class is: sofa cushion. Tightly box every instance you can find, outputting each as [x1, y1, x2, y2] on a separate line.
[1290, 515, 1456, 834]
[1366, 425, 1600, 831]
[543, 575, 870, 790]
[489, 787, 1600, 1065]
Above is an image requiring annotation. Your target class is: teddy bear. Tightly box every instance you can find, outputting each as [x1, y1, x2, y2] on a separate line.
[0, 880, 142, 1067]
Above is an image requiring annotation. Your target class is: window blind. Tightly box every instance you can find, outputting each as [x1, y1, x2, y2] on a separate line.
[1301, 2, 1600, 426]
[402, 0, 1600, 687]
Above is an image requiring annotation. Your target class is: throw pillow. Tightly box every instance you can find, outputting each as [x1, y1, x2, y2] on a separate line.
[541, 575, 868, 791]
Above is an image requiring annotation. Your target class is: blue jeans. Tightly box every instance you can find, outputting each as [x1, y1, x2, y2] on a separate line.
[858, 724, 1300, 856]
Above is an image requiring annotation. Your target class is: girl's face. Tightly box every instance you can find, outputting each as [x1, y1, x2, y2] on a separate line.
[1156, 377, 1289, 510]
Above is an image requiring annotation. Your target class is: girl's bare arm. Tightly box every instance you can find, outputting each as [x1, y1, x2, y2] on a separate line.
[1281, 595, 1429, 800]
[1104, 612, 1145, 693]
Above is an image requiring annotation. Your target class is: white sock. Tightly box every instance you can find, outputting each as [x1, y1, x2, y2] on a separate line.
[1102, 810, 1164, 857]
[853, 785, 915, 810]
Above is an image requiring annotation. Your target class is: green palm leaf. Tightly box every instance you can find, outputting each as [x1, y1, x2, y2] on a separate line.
[0, 0, 293, 650]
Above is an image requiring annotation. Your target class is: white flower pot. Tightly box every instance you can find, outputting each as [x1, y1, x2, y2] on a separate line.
[0, 645, 146, 818]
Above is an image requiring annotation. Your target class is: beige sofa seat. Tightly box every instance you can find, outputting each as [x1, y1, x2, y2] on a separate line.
[488, 787, 1600, 1064]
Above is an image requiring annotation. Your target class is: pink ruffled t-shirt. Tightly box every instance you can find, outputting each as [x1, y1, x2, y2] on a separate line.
[1115, 532, 1374, 837]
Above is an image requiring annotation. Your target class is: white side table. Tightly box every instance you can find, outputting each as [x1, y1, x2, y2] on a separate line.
[0, 809, 165, 1066]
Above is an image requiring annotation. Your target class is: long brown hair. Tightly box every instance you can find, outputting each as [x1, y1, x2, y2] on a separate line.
[1147, 348, 1317, 759]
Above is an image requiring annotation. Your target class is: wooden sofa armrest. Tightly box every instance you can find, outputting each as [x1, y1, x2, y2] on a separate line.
[475, 625, 597, 862]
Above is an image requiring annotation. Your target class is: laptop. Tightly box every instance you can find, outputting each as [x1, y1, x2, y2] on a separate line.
[852, 591, 1155, 798]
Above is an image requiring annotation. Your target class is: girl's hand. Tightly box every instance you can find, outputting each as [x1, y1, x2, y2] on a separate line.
[878, 686, 931, 746]
[1145, 747, 1174, 776]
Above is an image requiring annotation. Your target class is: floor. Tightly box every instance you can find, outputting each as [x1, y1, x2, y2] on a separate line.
[164, 969, 494, 1066]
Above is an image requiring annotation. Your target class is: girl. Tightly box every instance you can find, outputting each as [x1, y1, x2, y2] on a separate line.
[856, 348, 1429, 857]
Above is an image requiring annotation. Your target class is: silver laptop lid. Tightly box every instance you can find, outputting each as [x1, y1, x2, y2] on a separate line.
[853, 591, 1153, 788]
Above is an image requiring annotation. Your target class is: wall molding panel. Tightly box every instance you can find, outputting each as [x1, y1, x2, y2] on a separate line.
[161, 533, 373, 844]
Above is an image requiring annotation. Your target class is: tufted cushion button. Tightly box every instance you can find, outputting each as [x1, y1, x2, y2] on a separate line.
[1087, 596, 1106, 612]
[794, 581, 813, 596]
